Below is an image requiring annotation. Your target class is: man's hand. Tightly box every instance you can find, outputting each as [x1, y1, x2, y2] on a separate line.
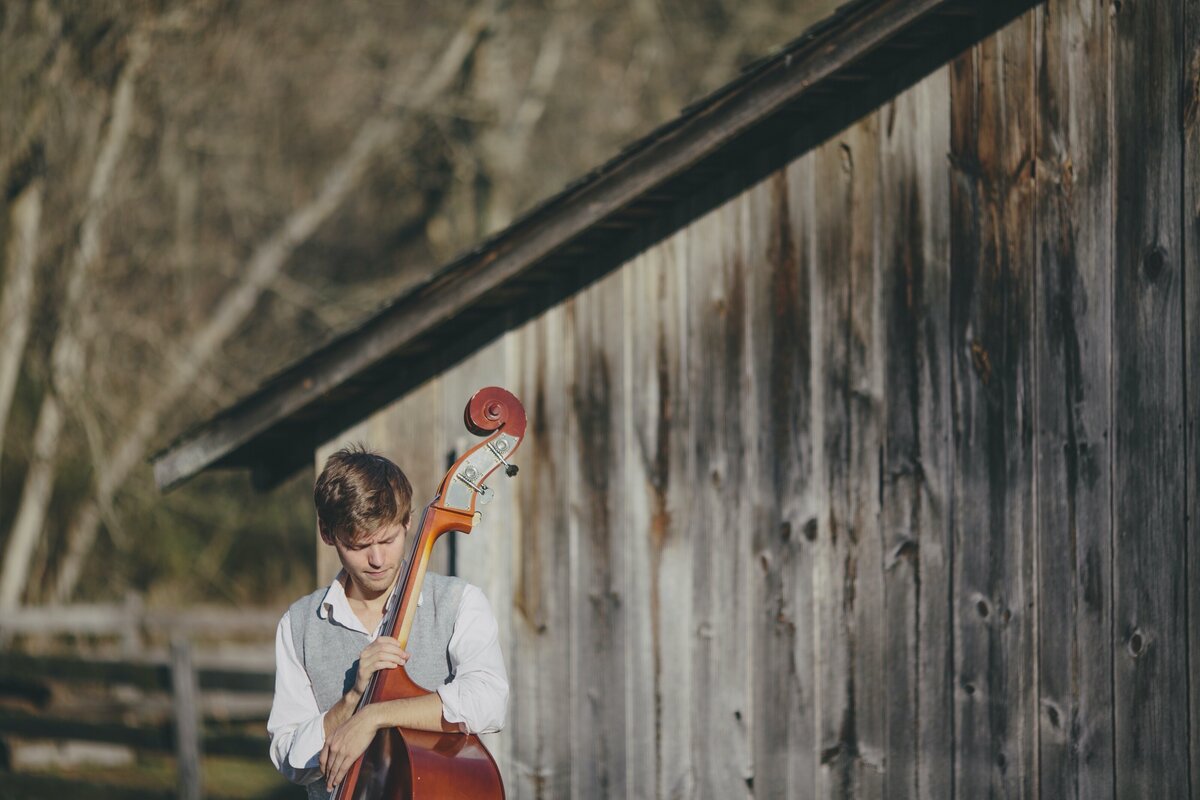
[320, 706, 382, 793]
[318, 693, 455, 792]
[322, 638, 410, 743]
[353, 636, 409, 696]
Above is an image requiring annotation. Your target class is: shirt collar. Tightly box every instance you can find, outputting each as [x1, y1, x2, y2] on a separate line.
[318, 569, 420, 634]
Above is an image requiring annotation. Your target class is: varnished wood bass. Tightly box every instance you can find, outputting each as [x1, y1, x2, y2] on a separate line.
[332, 386, 525, 799]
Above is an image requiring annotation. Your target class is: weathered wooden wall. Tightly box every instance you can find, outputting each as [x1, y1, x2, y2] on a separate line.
[317, 0, 1197, 796]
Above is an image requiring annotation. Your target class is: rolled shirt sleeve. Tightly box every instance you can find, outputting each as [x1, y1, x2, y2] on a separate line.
[436, 584, 509, 734]
[267, 613, 326, 785]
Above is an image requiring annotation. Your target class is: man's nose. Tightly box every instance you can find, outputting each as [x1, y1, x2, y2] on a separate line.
[367, 545, 385, 566]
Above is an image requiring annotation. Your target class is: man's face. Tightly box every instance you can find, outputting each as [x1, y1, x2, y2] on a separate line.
[331, 520, 409, 599]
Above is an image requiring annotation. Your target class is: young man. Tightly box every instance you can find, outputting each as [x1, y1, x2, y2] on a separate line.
[268, 445, 508, 798]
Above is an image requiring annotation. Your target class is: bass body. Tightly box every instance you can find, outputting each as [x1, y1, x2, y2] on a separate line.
[332, 387, 524, 800]
[343, 728, 504, 800]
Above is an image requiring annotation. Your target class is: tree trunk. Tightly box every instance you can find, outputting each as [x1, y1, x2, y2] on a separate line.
[51, 11, 491, 602]
[0, 180, 43, 475]
[0, 393, 62, 612]
[0, 36, 148, 610]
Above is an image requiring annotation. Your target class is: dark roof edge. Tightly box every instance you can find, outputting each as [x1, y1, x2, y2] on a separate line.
[153, 0, 1040, 491]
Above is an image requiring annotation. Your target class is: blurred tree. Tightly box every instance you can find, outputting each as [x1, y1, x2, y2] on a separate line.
[0, 0, 837, 607]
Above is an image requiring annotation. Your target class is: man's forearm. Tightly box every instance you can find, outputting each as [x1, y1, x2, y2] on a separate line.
[362, 692, 458, 733]
[323, 689, 363, 740]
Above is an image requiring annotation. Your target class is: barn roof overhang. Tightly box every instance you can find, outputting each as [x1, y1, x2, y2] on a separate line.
[152, 0, 1041, 491]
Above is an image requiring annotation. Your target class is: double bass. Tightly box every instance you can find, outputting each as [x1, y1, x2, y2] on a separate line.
[331, 386, 525, 799]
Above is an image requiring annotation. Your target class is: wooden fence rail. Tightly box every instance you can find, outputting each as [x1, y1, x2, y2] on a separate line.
[0, 600, 279, 640]
[0, 652, 275, 693]
[0, 647, 281, 799]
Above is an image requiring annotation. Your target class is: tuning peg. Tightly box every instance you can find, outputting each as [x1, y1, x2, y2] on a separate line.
[488, 440, 519, 478]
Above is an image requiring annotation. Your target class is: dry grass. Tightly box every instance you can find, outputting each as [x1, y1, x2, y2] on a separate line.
[23, 753, 303, 799]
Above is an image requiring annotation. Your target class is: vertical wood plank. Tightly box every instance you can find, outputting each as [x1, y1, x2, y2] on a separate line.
[623, 251, 652, 800]
[1110, 0, 1188, 794]
[811, 132, 852, 800]
[1185, 0, 1200, 790]
[687, 186, 753, 800]
[787, 155, 821, 800]
[845, 116, 886, 800]
[744, 159, 817, 795]
[810, 119, 882, 799]
[1032, 0, 1115, 797]
[877, 69, 955, 800]
[570, 268, 627, 798]
[948, 15, 1038, 799]
[510, 302, 572, 799]
[441, 339, 513, 781]
[625, 229, 695, 798]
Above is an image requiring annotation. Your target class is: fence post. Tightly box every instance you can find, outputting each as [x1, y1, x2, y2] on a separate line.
[121, 591, 143, 656]
[170, 636, 203, 800]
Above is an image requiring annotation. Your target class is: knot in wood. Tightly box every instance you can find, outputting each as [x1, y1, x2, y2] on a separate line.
[1143, 246, 1167, 282]
[1126, 628, 1148, 658]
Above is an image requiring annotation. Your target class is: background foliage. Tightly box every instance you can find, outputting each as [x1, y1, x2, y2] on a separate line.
[0, 0, 837, 608]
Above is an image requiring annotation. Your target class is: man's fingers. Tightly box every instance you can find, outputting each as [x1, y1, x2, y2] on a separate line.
[361, 639, 408, 663]
[363, 652, 408, 671]
[326, 750, 344, 791]
[363, 656, 401, 673]
[330, 752, 353, 791]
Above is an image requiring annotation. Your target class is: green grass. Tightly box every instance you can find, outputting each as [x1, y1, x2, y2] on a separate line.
[13, 754, 305, 800]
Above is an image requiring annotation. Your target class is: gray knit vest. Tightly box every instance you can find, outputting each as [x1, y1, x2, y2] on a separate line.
[288, 572, 465, 800]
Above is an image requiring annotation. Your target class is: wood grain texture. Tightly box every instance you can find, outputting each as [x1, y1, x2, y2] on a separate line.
[1110, 0, 1188, 794]
[625, 230, 696, 799]
[1185, 0, 1200, 791]
[1032, 1, 1115, 797]
[744, 160, 817, 797]
[510, 301, 572, 799]
[300, 4, 1200, 795]
[844, 116, 886, 800]
[570, 267, 628, 797]
[876, 69, 954, 800]
[948, 14, 1038, 799]
[687, 186, 754, 800]
[153, 0, 1042, 492]
[809, 117, 882, 799]
[810, 132, 851, 800]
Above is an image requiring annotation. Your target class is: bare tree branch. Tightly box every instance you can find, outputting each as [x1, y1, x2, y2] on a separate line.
[478, 12, 568, 232]
[0, 392, 62, 611]
[51, 8, 492, 602]
[0, 30, 65, 190]
[0, 33, 150, 612]
[0, 180, 43, 473]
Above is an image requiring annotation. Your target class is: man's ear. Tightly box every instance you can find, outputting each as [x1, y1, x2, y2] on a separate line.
[318, 523, 335, 546]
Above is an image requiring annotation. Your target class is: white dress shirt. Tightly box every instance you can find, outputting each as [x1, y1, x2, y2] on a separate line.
[267, 572, 508, 785]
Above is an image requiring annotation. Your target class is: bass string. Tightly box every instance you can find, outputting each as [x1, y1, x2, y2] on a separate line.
[360, 503, 430, 708]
